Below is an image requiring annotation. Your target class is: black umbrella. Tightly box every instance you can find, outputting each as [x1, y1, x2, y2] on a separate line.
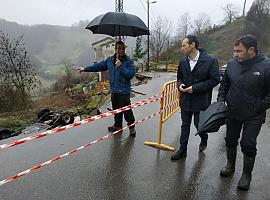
[196, 102, 229, 135]
[85, 12, 150, 37]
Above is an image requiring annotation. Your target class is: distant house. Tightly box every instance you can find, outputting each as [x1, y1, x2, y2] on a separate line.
[92, 37, 116, 81]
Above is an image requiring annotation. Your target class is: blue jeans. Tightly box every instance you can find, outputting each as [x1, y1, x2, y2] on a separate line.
[180, 110, 208, 152]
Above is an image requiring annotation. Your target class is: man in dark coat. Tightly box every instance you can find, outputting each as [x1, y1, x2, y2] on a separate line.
[217, 35, 270, 190]
[171, 35, 220, 160]
[77, 41, 136, 136]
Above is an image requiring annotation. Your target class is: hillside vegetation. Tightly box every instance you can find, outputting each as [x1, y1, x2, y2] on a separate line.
[164, 16, 270, 66]
[203, 18, 246, 65]
[163, 0, 270, 65]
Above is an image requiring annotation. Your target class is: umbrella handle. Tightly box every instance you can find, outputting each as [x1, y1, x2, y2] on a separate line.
[116, 53, 119, 60]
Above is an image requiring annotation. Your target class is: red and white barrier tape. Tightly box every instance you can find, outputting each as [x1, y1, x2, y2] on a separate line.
[0, 93, 161, 151]
[0, 111, 161, 186]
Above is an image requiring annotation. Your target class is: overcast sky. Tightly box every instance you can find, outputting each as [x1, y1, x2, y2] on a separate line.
[0, 0, 254, 28]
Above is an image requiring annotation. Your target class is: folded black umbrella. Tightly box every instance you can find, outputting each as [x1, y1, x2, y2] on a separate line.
[196, 102, 229, 135]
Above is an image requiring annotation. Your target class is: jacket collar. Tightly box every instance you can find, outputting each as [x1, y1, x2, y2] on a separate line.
[238, 51, 265, 67]
[188, 50, 200, 61]
[182, 48, 208, 72]
[183, 48, 208, 63]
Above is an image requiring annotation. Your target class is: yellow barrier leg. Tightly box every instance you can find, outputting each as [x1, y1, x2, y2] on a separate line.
[144, 141, 175, 151]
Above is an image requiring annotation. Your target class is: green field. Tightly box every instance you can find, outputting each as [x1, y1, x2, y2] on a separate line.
[45, 64, 66, 76]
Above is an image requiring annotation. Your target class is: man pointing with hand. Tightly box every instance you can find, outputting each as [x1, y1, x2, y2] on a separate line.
[77, 41, 136, 137]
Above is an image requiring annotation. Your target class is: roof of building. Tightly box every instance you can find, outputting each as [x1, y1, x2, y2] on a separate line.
[92, 37, 116, 47]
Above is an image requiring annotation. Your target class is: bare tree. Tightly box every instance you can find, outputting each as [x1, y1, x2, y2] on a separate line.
[149, 16, 172, 63]
[222, 3, 240, 24]
[176, 12, 192, 41]
[244, 0, 270, 46]
[0, 31, 41, 111]
[193, 13, 211, 36]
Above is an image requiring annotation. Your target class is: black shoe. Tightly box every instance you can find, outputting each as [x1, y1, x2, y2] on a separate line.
[171, 149, 187, 160]
[108, 125, 122, 132]
[129, 128, 136, 137]
[199, 144, 207, 152]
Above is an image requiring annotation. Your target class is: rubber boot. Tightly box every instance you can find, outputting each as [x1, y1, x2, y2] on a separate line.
[238, 154, 256, 190]
[220, 147, 237, 177]
[129, 127, 136, 137]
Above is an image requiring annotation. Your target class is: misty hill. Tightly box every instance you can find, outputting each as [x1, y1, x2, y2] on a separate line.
[0, 19, 100, 69]
[0, 19, 137, 79]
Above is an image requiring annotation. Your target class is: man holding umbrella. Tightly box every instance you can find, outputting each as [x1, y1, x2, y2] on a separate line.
[77, 41, 136, 137]
[171, 35, 220, 160]
[217, 35, 270, 190]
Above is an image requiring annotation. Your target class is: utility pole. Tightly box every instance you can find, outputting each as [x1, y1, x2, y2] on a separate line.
[115, 0, 123, 40]
[147, 0, 150, 71]
[146, 0, 157, 71]
[242, 0, 247, 16]
[115, 0, 123, 12]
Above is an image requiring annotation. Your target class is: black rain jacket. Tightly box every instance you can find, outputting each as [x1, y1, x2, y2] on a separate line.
[217, 52, 270, 123]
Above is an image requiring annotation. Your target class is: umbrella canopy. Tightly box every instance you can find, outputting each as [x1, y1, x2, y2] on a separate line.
[196, 102, 229, 135]
[86, 12, 150, 37]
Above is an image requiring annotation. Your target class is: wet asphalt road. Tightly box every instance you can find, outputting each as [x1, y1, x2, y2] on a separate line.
[0, 72, 270, 200]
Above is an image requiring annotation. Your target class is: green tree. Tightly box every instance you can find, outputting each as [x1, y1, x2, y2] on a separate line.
[133, 36, 146, 61]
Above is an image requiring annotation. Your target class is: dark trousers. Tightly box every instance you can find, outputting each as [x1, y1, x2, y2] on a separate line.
[111, 93, 135, 128]
[225, 118, 262, 157]
[180, 110, 208, 152]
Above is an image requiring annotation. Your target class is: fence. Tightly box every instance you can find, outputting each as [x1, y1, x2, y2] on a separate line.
[144, 80, 180, 151]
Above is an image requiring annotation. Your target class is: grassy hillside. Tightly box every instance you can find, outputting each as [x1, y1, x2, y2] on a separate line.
[203, 17, 246, 65]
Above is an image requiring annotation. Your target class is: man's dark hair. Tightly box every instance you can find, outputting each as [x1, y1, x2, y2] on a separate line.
[115, 40, 125, 48]
[234, 34, 257, 50]
[186, 35, 199, 49]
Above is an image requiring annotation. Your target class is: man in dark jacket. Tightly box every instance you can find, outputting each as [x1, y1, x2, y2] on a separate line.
[217, 35, 270, 190]
[77, 41, 136, 136]
[171, 35, 220, 160]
